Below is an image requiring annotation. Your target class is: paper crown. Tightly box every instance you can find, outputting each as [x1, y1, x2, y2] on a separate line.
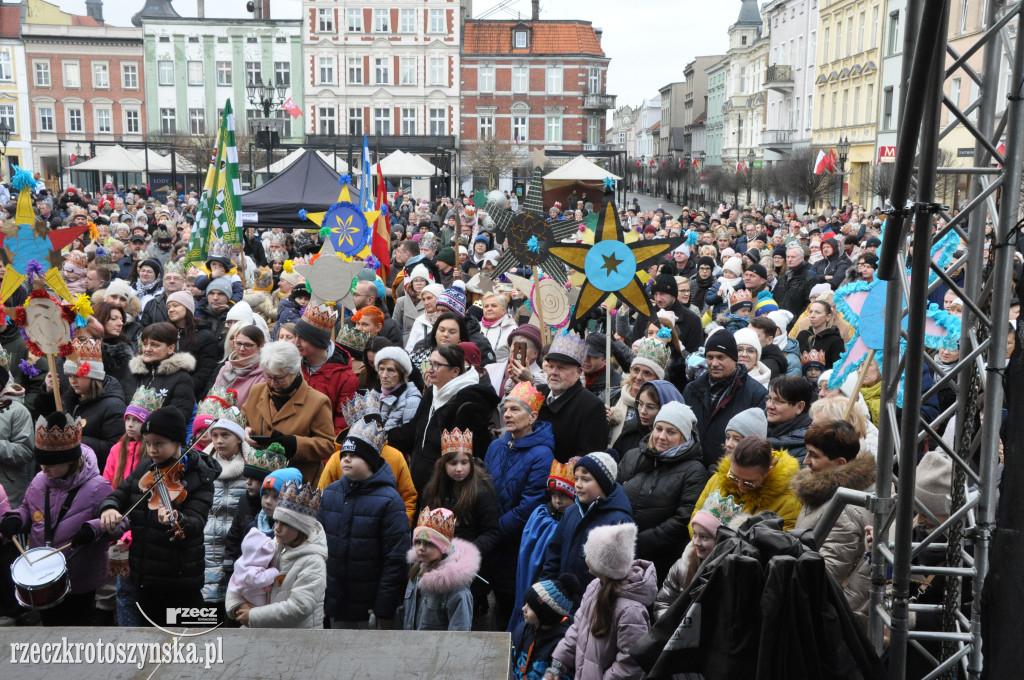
[65, 250, 88, 269]
[217, 405, 247, 429]
[547, 331, 586, 366]
[336, 324, 370, 351]
[634, 336, 671, 369]
[415, 506, 457, 543]
[196, 386, 238, 419]
[207, 241, 234, 261]
[729, 288, 753, 309]
[300, 303, 338, 335]
[244, 442, 289, 475]
[163, 260, 185, 276]
[548, 458, 577, 498]
[253, 267, 274, 293]
[441, 428, 474, 456]
[801, 349, 827, 367]
[507, 381, 545, 413]
[347, 416, 386, 453]
[269, 250, 287, 263]
[341, 392, 381, 429]
[70, 338, 103, 364]
[35, 414, 84, 451]
[699, 489, 743, 523]
[277, 480, 322, 519]
[126, 386, 167, 421]
[152, 227, 172, 242]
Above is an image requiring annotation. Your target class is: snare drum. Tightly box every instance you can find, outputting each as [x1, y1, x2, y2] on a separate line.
[11, 547, 70, 610]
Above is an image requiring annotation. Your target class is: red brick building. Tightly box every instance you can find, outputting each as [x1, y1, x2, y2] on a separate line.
[460, 20, 614, 155]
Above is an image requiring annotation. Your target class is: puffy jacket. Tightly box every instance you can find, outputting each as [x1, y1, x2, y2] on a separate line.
[201, 447, 249, 602]
[318, 443, 418, 526]
[318, 463, 411, 622]
[812, 239, 853, 289]
[273, 297, 304, 338]
[373, 382, 422, 433]
[767, 411, 813, 464]
[7, 447, 112, 594]
[483, 420, 556, 593]
[683, 365, 769, 470]
[618, 435, 709, 581]
[0, 385, 34, 507]
[223, 490, 261, 579]
[512, 616, 572, 680]
[401, 538, 480, 631]
[509, 503, 562, 633]
[177, 324, 221, 399]
[101, 338, 135, 402]
[302, 343, 359, 433]
[778, 336, 803, 377]
[551, 560, 657, 680]
[123, 353, 197, 422]
[61, 374, 126, 472]
[690, 450, 802, 532]
[99, 450, 220, 591]
[796, 325, 846, 369]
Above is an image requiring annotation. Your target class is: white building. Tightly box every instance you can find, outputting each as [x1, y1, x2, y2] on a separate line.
[631, 97, 660, 159]
[762, 0, 818, 163]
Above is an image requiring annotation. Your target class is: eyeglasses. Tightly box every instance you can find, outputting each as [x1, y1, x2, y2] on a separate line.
[428, 361, 451, 371]
[727, 469, 765, 491]
[233, 341, 257, 350]
[766, 395, 794, 406]
[265, 373, 292, 384]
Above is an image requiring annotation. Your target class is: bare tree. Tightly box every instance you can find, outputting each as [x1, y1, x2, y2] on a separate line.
[465, 138, 522, 190]
[778, 147, 832, 208]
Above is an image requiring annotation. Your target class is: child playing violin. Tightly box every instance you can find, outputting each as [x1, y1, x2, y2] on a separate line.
[99, 406, 218, 627]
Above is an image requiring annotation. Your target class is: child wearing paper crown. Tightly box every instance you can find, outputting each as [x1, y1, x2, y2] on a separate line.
[401, 506, 480, 631]
[511, 575, 577, 680]
[104, 386, 164, 488]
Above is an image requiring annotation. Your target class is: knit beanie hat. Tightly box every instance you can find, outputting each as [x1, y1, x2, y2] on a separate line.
[422, 283, 445, 301]
[725, 407, 768, 440]
[105, 278, 134, 302]
[525, 574, 579, 626]
[583, 522, 637, 580]
[139, 258, 163, 278]
[436, 286, 467, 318]
[650, 272, 678, 297]
[273, 481, 322, 536]
[294, 303, 337, 350]
[653, 401, 697, 441]
[206, 277, 233, 299]
[167, 290, 195, 316]
[142, 406, 187, 444]
[548, 459, 577, 499]
[34, 413, 84, 465]
[722, 257, 743, 278]
[915, 451, 953, 518]
[261, 467, 303, 497]
[436, 247, 456, 267]
[696, 256, 716, 271]
[704, 329, 738, 362]
[574, 452, 618, 497]
[753, 290, 779, 317]
[340, 418, 386, 473]
[733, 328, 762, 363]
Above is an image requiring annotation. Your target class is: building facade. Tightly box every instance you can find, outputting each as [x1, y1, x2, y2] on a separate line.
[608, 104, 634, 152]
[720, 0, 769, 173]
[873, 0, 905, 205]
[705, 59, 727, 166]
[0, 3, 31, 178]
[762, 0, 819, 163]
[460, 19, 613, 155]
[657, 81, 686, 160]
[682, 55, 721, 159]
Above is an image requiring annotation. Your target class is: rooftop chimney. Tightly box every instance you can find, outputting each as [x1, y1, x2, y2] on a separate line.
[594, 27, 603, 43]
[196, 0, 203, 19]
[85, 0, 103, 23]
[532, 0, 539, 20]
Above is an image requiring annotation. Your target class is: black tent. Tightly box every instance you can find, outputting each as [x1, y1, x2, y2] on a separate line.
[240, 150, 342, 229]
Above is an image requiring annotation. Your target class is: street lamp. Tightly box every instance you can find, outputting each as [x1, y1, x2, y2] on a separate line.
[734, 114, 742, 209]
[746, 149, 756, 205]
[699, 151, 706, 205]
[836, 135, 851, 208]
[247, 75, 289, 180]
[683, 153, 691, 206]
[0, 122, 9, 178]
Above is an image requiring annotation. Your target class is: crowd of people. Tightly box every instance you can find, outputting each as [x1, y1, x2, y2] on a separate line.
[0, 178, 996, 679]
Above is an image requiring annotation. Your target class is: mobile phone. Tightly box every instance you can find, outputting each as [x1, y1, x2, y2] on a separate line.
[511, 338, 528, 367]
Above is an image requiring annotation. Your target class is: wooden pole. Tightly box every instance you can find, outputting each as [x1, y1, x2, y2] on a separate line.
[844, 349, 875, 420]
[46, 354, 62, 412]
[605, 304, 612, 408]
[532, 268, 548, 347]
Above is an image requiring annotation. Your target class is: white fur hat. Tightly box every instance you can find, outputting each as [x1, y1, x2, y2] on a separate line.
[584, 523, 637, 580]
[722, 257, 743, 278]
[374, 346, 413, 377]
[105, 278, 134, 302]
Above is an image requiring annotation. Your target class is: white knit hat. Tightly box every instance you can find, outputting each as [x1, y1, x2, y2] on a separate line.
[733, 328, 762, 363]
[422, 283, 445, 300]
[104, 279, 134, 302]
[583, 523, 637, 580]
[723, 257, 743, 278]
[374, 346, 413, 377]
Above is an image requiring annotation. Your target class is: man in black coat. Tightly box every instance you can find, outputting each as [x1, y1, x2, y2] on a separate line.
[772, 244, 819, 317]
[630, 273, 704, 353]
[537, 334, 609, 463]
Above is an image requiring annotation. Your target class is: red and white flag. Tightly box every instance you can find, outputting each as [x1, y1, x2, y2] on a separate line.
[735, 161, 746, 174]
[281, 97, 302, 119]
[814, 149, 831, 175]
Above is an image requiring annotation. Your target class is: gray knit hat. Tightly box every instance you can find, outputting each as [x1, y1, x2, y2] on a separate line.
[915, 451, 953, 519]
[206, 277, 233, 299]
[653, 401, 697, 441]
[726, 407, 768, 440]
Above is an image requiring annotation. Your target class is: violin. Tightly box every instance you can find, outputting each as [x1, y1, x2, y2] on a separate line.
[139, 457, 188, 541]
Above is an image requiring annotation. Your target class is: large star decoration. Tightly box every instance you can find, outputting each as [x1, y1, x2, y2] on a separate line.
[292, 240, 366, 310]
[548, 197, 682, 320]
[485, 167, 582, 286]
[300, 181, 380, 261]
[0, 221, 91, 304]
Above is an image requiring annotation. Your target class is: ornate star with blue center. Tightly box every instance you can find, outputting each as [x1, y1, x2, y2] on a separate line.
[300, 181, 381, 260]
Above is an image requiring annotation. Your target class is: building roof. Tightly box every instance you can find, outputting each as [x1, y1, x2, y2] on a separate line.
[463, 20, 604, 56]
[0, 5, 20, 37]
[70, 14, 102, 26]
[736, 0, 762, 26]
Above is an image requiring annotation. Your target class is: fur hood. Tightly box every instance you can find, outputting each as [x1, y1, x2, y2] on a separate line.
[129, 351, 196, 376]
[711, 449, 802, 506]
[790, 452, 876, 508]
[406, 537, 480, 596]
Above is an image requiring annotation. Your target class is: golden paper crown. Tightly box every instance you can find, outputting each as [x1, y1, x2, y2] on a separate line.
[197, 386, 238, 419]
[801, 349, 827, 366]
[336, 324, 370, 351]
[35, 414, 84, 451]
[163, 260, 185, 276]
[341, 392, 381, 429]
[71, 337, 103, 364]
[300, 303, 338, 334]
[507, 381, 545, 413]
[547, 459, 577, 498]
[441, 428, 474, 457]
[415, 506, 457, 542]
[128, 386, 167, 414]
[347, 417, 386, 453]
[729, 288, 753, 307]
[277, 481, 322, 518]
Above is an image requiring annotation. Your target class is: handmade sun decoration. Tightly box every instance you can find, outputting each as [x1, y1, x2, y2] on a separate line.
[15, 290, 77, 410]
[504, 272, 575, 331]
[298, 176, 381, 260]
[548, 197, 683, 321]
[0, 167, 90, 305]
[483, 167, 582, 286]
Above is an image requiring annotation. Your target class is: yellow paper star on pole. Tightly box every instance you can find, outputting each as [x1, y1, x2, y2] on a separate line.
[301, 183, 381, 261]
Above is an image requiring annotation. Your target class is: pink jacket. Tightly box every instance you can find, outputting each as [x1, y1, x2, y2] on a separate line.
[102, 440, 142, 488]
[228, 527, 280, 607]
[551, 560, 657, 680]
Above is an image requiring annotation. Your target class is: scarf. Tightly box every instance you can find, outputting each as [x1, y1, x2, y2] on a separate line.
[255, 509, 274, 536]
[481, 316, 504, 328]
[134, 278, 161, 298]
[860, 381, 882, 426]
[270, 374, 303, 411]
[218, 349, 261, 389]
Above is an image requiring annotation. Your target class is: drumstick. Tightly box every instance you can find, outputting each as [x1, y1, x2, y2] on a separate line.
[11, 536, 32, 566]
[33, 542, 72, 562]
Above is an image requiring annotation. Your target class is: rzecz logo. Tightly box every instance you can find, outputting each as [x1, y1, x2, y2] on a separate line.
[166, 607, 218, 625]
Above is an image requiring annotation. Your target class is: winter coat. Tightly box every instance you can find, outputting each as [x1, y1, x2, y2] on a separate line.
[7, 447, 112, 594]
[509, 502, 563, 633]
[101, 338, 135, 402]
[551, 560, 657, 680]
[767, 411, 813, 463]
[483, 421, 556, 593]
[0, 386, 34, 508]
[123, 353, 197, 423]
[241, 379, 336, 484]
[812, 239, 853, 289]
[791, 452, 876, 628]
[318, 463, 411, 622]
[796, 325, 846, 369]
[209, 350, 266, 407]
[62, 375, 126, 472]
[618, 435, 709, 581]
[683, 365, 769, 470]
[480, 315, 519, 363]
[202, 447, 249, 602]
[512, 618, 572, 680]
[404, 313, 435, 354]
[421, 474, 502, 555]
[102, 439, 143, 488]
[318, 443, 418, 525]
[401, 538, 480, 631]
[178, 324, 223, 400]
[772, 262, 819, 317]
[630, 300, 704, 353]
[759, 343, 789, 379]
[302, 343, 359, 433]
[539, 484, 634, 592]
[390, 371, 499, 492]
[691, 450, 803, 532]
[538, 381, 609, 464]
[273, 297, 304, 338]
[227, 523, 328, 629]
[373, 382, 422, 433]
[99, 450, 220, 592]
[392, 293, 424, 345]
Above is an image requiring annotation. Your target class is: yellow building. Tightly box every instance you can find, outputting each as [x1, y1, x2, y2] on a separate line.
[811, 0, 885, 206]
[0, 3, 32, 177]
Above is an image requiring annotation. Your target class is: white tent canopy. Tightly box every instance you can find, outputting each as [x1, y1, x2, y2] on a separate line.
[130, 149, 199, 174]
[257, 147, 359, 176]
[371, 150, 444, 177]
[543, 155, 622, 181]
[70, 145, 148, 172]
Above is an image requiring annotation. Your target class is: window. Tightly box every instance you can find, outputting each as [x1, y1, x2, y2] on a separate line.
[374, 57, 389, 85]
[545, 115, 561, 143]
[157, 60, 173, 86]
[348, 57, 363, 84]
[478, 66, 495, 93]
[866, 84, 874, 123]
[159, 108, 175, 134]
[429, 57, 445, 86]
[318, 8, 334, 33]
[478, 114, 494, 139]
[374, 9, 390, 33]
[217, 61, 232, 86]
[96, 107, 112, 133]
[401, 107, 416, 135]
[400, 57, 416, 86]
[90, 62, 109, 88]
[819, 93, 826, 128]
[347, 9, 363, 32]
[822, 28, 830, 61]
[246, 61, 261, 85]
[68, 107, 84, 131]
[853, 86, 861, 124]
[373, 107, 391, 135]
[39, 106, 54, 132]
[189, 108, 205, 135]
[0, 105, 14, 132]
[429, 8, 445, 34]
[429, 107, 446, 135]
[888, 11, 900, 55]
[960, 0, 969, 34]
[318, 106, 336, 135]
[834, 21, 842, 58]
[513, 115, 527, 143]
[122, 63, 138, 89]
[872, 7, 880, 48]
[588, 68, 601, 94]
[950, 76, 961, 108]
[846, 15, 854, 54]
[514, 31, 528, 49]
[883, 86, 894, 129]
[830, 92, 837, 127]
[125, 109, 140, 134]
[858, 11, 866, 51]
[275, 62, 290, 86]
[319, 56, 334, 84]
[587, 118, 600, 145]
[546, 67, 562, 94]
[0, 50, 10, 81]
[842, 90, 849, 126]
[400, 9, 415, 33]
[187, 61, 203, 85]
[806, 95, 813, 130]
[348, 107, 363, 135]
[34, 61, 50, 87]
[274, 109, 292, 138]
[741, 35, 748, 45]
[64, 61, 81, 87]
[512, 66, 528, 93]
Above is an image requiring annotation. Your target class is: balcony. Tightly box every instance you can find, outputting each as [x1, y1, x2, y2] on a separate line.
[583, 142, 614, 151]
[583, 93, 617, 110]
[765, 64, 794, 92]
[761, 129, 794, 152]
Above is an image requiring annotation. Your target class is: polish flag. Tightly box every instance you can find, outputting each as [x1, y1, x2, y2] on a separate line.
[814, 149, 831, 175]
[281, 97, 302, 119]
[735, 161, 745, 174]
[692, 157, 700, 168]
